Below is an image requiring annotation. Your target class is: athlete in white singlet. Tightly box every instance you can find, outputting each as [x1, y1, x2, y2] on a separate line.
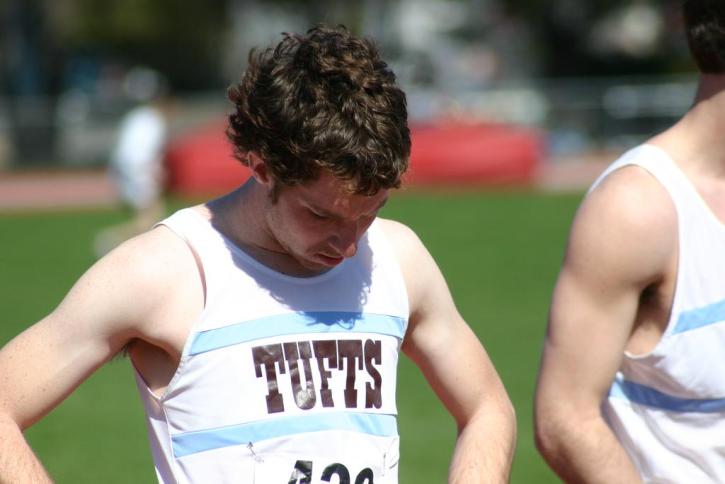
[141, 208, 409, 483]
[535, 1, 725, 482]
[0, 26, 515, 483]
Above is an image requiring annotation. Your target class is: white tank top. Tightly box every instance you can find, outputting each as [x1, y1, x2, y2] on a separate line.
[593, 145, 725, 482]
[134, 208, 409, 483]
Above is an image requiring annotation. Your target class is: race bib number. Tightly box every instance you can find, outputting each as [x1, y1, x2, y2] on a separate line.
[288, 459, 374, 484]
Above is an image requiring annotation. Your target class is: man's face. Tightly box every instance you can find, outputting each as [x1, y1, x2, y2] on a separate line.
[264, 171, 389, 274]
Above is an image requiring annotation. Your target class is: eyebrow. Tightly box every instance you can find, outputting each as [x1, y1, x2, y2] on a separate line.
[307, 196, 388, 219]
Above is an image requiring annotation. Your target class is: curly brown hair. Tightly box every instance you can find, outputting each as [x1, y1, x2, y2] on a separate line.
[227, 25, 410, 195]
[683, 0, 725, 74]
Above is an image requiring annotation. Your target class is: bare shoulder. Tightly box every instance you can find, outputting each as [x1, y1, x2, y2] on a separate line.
[586, 164, 676, 222]
[375, 217, 420, 243]
[0, 224, 202, 429]
[580, 164, 677, 244]
[375, 217, 453, 320]
[375, 217, 428, 261]
[91, 226, 197, 300]
[374, 217, 438, 280]
[58, 224, 203, 339]
[101, 224, 197, 285]
[569, 165, 677, 284]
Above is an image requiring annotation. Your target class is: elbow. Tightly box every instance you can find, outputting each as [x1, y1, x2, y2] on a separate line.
[488, 394, 516, 447]
[507, 401, 517, 451]
[533, 419, 555, 461]
[0, 410, 24, 435]
[458, 392, 517, 444]
[504, 397, 517, 435]
[533, 405, 569, 463]
[485, 391, 517, 446]
[491, 390, 517, 439]
[534, 384, 567, 461]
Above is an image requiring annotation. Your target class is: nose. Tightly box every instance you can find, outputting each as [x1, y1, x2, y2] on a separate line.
[342, 241, 357, 258]
[333, 221, 359, 258]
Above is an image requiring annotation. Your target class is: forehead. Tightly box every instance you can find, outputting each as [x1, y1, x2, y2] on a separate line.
[288, 171, 388, 215]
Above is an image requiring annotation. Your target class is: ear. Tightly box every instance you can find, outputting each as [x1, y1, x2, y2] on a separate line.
[247, 152, 273, 187]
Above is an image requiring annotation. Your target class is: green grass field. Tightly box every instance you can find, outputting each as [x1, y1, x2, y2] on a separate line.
[0, 189, 582, 483]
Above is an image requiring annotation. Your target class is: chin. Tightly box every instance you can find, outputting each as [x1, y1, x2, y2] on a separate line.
[291, 253, 327, 271]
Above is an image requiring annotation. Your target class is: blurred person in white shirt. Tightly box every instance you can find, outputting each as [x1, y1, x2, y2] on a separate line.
[96, 66, 172, 255]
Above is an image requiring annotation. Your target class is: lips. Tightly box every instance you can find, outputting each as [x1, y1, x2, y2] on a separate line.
[316, 253, 345, 266]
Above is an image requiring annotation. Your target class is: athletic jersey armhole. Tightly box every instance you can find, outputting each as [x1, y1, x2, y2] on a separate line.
[155, 222, 208, 308]
[151, 208, 234, 401]
[368, 219, 411, 334]
[590, 145, 687, 358]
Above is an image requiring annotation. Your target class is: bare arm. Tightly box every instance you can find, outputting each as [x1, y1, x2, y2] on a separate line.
[382, 220, 516, 483]
[534, 167, 676, 483]
[0, 412, 53, 483]
[0, 228, 199, 482]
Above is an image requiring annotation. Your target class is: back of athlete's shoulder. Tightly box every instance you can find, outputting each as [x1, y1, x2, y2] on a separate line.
[568, 164, 677, 284]
[583, 164, 677, 237]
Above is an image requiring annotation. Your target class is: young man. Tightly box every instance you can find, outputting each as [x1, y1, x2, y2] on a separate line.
[0, 26, 515, 483]
[535, 1, 725, 482]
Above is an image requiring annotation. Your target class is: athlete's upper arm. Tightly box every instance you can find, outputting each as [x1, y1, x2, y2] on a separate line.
[379, 219, 510, 426]
[536, 166, 677, 419]
[0, 227, 193, 429]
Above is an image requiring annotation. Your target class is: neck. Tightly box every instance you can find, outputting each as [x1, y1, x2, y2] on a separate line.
[209, 180, 314, 276]
[211, 179, 275, 251]
[694, 73, 725, 105]
[651, 74, 725, 178]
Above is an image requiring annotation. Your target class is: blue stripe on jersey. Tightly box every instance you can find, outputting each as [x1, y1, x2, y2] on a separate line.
[609, 378, 725, 413]
[189, 312, 406, 355]
[171, 412, 398, 458]
[673, 299, 725, 334]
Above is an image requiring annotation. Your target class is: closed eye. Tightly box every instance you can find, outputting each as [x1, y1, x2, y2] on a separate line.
[309, 208, 329, 220]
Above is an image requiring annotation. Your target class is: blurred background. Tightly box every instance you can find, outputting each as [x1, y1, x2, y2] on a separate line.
[0, 0, 695, 181]
[0, 0, 699, 483]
